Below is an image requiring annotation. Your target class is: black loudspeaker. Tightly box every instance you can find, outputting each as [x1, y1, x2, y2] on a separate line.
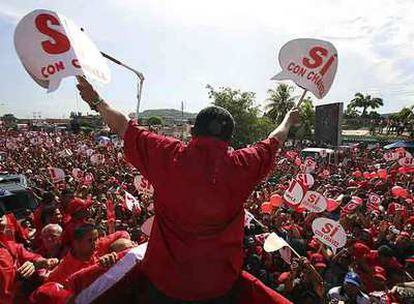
[315, 102, 343, 146]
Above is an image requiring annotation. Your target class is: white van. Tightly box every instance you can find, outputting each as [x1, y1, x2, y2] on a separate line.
[300, 148, 335, 164]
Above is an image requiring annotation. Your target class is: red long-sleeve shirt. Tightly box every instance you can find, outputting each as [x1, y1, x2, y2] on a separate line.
[0, 236, 43, 304]
[123, 120, 278, 301]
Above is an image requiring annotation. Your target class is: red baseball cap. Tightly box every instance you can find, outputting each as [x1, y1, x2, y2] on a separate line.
[353, 242, 370, 259]
[373, 266, 387, 282]
[30, 282, 73, 304]
[310, 253, 327, 269]
[67, 198, 93, 215]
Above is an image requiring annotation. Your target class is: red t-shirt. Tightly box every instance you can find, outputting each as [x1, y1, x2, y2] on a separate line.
[47, 251, 98, 286]
[124, 120, 278, 301]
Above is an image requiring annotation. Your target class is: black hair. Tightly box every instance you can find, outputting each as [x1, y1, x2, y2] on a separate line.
[40, 204, 59, 225]
[73, 223, 96, 240]
[41, 192, 57, 206]
[378, 245, 394, 258]
[62, 188, 75, 196]
[0, 201, 6, 217]
[192, 106, 235, 142]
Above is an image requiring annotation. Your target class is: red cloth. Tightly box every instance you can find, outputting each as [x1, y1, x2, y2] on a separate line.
[106, 199, 116, 222]
[47, 251, 98, 285]
[60, 218, 87, 248]
[67, 263, 291, 304]
[33, 206, 43, 232]
[124, 120, 279, 301]
[48, 231, 129, 285]
[3, 213, 28, 243]
[0, 236, 43, 304]
[67, 198, 92, 215]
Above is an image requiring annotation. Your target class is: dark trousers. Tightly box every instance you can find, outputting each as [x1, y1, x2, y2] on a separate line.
[147, 280, 240, 304]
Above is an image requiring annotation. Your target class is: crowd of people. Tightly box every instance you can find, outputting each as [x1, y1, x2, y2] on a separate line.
[0, 121, 413, 303]
[243, 144, 414, 303]
[371, 119, 412, 137]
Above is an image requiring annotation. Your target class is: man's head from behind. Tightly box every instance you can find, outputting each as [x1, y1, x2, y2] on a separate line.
[192, 106, 235, 142]
[72, 224, 98, 260]
[378, 245, 394, 264]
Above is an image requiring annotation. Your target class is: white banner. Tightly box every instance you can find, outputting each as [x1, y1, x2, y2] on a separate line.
[271, 38, 338, 99]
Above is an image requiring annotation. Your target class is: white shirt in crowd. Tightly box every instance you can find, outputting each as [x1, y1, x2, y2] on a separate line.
[328, 286, 370, 304]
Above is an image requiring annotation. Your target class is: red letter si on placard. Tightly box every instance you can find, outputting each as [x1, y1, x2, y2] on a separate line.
[35, 13, 71, 55]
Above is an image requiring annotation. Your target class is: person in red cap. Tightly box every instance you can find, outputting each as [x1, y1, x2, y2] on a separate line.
[309, 253, 327, 275]
[29, 282, 74, 304]
[60, 197, 93, 249]
[77, 77, 299, 303]
[60, 188, 75, 227]
[0, 202, 59, 304]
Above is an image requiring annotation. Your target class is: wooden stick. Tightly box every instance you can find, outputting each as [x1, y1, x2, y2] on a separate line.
[295, 89, 308, 108]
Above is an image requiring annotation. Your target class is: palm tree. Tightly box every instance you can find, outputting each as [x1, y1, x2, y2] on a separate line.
[294, 97, 315, 141]
[265, 84, 295, 124]
[348, 93, 383, 117]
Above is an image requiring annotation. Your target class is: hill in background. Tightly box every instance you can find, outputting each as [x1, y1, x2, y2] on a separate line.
[138, 109, 197, 120]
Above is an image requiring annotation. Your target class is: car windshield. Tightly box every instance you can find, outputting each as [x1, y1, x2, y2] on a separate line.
[0, 190, 37, 218]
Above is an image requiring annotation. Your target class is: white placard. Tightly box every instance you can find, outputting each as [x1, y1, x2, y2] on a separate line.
[399, 157, 414, 168]
[296, 173, 314, 188]
[134, 175, 154, 196]
[284, 180, 305, 206]
[90, 154, 105, 165]
[312, 217, 346, 253]
[72, 168, 84, 181]
[300, 191, 327, 213]
[304, 158, 317, 173]
[48, 167, 65, 183]
[271, 38, 338, 99]
[14, 9, 110, 92]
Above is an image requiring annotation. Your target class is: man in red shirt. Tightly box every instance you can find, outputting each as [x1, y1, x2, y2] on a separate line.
[77, 77, 298, 303]
[0, 203, 59, 304]
[47, 223, 118, 286]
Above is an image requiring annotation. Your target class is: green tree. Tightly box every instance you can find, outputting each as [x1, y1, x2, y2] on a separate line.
[206, 85, 273, 148]
[147, 116, 163, 126]
[265, 84, 295, 124]
[393, 106, 413, 123]
[344, 104, 360, 118]
[367, 111, 381, 120]
[1, 114, 18, 128]
[292, 97, 315, 140]
[348, 93, 383, 117]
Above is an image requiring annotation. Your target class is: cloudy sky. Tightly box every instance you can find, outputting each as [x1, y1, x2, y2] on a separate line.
[0, 0, 413, 118]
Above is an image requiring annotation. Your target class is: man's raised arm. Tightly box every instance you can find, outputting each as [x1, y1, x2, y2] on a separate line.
[268, 108, 300, 144]
[76, 77, 128, 138]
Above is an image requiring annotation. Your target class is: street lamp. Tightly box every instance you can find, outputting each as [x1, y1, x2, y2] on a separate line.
[80, 28, 145, 118]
